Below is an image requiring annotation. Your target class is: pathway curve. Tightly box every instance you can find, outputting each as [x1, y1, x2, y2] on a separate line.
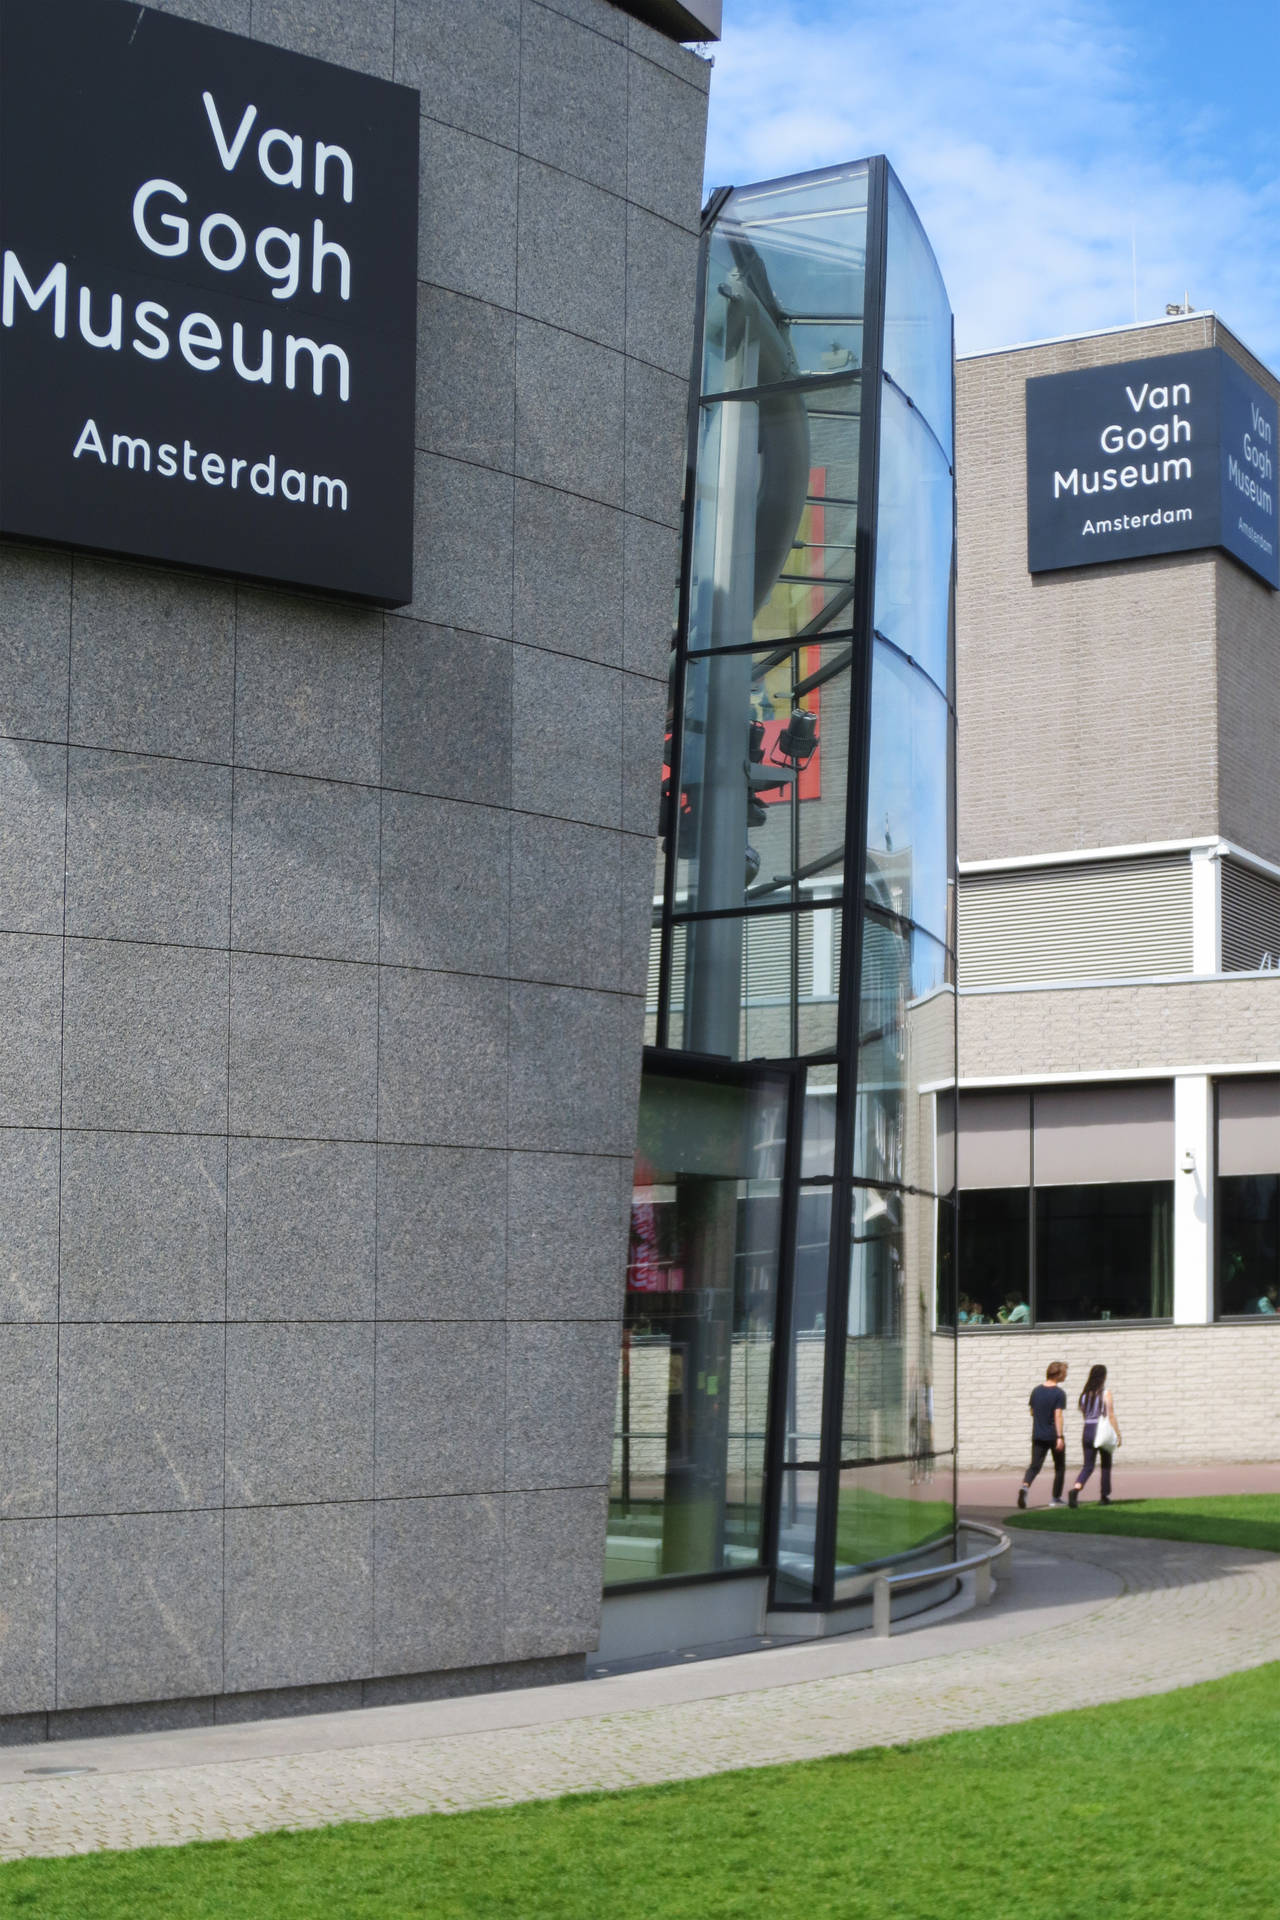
[2, 1532, 1279, 1861]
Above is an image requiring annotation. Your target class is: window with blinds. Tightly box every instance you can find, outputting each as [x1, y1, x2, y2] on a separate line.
[1221, 859, 1280, 973]
[958, 856, 1193, 987]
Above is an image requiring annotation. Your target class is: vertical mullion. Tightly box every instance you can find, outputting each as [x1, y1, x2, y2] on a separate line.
[812, 157, 889, 1612]
[1028, 1090, 1037, 1325]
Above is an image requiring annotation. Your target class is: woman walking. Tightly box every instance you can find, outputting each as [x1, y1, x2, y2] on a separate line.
[1067, 1363, 1120, 1507]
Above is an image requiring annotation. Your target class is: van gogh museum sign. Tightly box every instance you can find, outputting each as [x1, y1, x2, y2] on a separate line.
[0, 0, 418, 604]
[1026, 348, 1280, 589]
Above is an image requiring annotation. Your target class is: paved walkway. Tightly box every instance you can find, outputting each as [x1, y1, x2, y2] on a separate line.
[3, 1522, 1280, 1862]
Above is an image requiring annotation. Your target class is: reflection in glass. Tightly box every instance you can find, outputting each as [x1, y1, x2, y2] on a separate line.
[882, 173, 954, 460]
[1036, 1182, 1172, 1322]
[1219, 1174, 1280, 1316]
[607, 1065, 788, 1585]
[866, 642, 951, 948]
[833, 1458, 953, 1596]
[873, 385, 953, 692]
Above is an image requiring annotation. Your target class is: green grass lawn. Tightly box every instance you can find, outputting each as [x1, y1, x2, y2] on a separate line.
[4, 1660, 1279, 1919]
[1006, 1491, 1280, 1555]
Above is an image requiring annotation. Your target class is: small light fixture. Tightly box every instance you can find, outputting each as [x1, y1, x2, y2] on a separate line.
[1181, 1148, 1195, 1173]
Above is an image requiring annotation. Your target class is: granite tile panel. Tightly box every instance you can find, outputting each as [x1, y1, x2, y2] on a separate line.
[56, 1511, 222, 1709]
[51, 1697, 215, 1740]
[214, 1681, 361, 1724]
[505, 1320, 619, 1488]
[623, 513, 679, 680]
[625, 51, 708, 232]
[624, 358, 688, 527]
[251, 0, 395, 76]
[374, 1321, 505, 1497]
[509, 982, 627, 1153]
[0, 544, 70, 743]
[225, 1322, 374, 1506]
[0, 741, 65, 935]
[382, 619, 512, 808]
[61, 940, 228, 1135]
[379, 791, 510, 974]
[0, 1130, 59, 1322]
[59, 1131, 227, 1323]
[537, 0, 625, 38]
[230, 952, 378, 1140]
[622, 670, 666, 835]
[361, 1664, 493, 1707]
[417, 118, 518, 310]
[376, 1146, 506, 1319]
[70, 560, 234, 762]
[373, 1494, 503, 1674]
[519, 4, 627, 195]
[620, 827, 659, 998]
[0, 1327, 56, 1518]
[403, 453, 514, 638]
[231, 770, 381, 963]
[228, 1139, 375, 1320]
[234, 591, 383, 785]
[503, 1486, 607, 1660]
[416, 287, 516, 469]
[626, 13, 712, 86]
[0, 937, 61, 1129]
[515, 319, 625, 506]
[396, 0, 520, 144]
[516, 160, 625, 352]
[223, 1502, 373, 1693]
[0, 1522, 54, 1713]
[65, 750, 232, 947]
[378, 969, 508, 1146]
[625, 203, 698, 378]
[512, 647, 622, 829]
[57, 1325, 224, 1515]
[509, 815, 621, 989]
[513, 483, 624, 667]
[506, 1152, 631, 1321]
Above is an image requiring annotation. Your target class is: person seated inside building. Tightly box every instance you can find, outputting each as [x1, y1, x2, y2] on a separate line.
[1256, 1284, 1279, 1315]
[997, 1290, 1030, 1325]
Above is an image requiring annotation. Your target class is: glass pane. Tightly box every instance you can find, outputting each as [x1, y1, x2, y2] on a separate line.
[1035, 1181, 1173, 1322]
[853, 920, 952, 1187]
[834, 1457, 954, 1591]
[936, 1195, 958, 1327]
[866, 641, 952, 948]
[802, 1065, 839, 1177]
[607, 1065, 789, 1586]
[882, 172, 953, 459]
[773, 1467, 821, 1604]
[958, 1187, 1029, 1325]
[1219, 1174, 1280, 1316]
[688, 391, 860, 654]
[873, 383, 953, 695]
[700, 164, 870, 399]
[796, 658, 852, 884]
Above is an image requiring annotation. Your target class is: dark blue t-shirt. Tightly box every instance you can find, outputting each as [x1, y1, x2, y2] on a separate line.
[1029, 1383, 1066, 1444]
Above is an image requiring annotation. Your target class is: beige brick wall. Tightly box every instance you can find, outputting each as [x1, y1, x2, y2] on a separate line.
[959, 971, 1280, 1082]
[955, 1321, 1280, 1468]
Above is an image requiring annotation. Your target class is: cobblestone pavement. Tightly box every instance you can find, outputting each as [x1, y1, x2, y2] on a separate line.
[3, 1533, 1279, 1861]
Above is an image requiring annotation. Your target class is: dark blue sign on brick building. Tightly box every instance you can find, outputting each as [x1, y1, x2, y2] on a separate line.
[1026, 347, 1279, 589]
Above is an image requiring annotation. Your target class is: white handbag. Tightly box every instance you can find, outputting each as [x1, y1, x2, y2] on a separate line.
[1093, 1410, 1120, 1453]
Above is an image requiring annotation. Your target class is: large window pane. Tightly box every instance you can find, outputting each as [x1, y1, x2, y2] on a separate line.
[1035, 1182, 1173, 1322]
[873, 384, 953, 694]
[866, 642, 951, 947]
[607, 1066, 788, 1586]
[958, 1187, 1029, 1326]
[882, 172, 953, 460]
[833, 1457, 953, 1591]
[1218, 1174, 1280, 1316]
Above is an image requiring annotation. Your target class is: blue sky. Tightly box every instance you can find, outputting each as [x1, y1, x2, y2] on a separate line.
[703, 0, 1280, 364]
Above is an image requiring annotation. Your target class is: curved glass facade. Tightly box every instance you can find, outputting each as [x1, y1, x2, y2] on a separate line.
[612, 158, 957, 1618]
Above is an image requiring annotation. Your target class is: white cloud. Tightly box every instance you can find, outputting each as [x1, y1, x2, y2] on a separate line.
[705, 0, 1280, 364]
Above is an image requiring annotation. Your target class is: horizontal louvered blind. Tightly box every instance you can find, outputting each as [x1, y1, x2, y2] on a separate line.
[958, 857, 1193, 987]
[1221, 859, 1280, 973]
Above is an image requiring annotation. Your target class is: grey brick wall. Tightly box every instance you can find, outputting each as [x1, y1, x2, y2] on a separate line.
[0, 0, 707, 1738]
[953, 1322, 1280, 1469]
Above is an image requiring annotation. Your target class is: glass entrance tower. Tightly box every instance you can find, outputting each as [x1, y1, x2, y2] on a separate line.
[609, 157, 957, 1626]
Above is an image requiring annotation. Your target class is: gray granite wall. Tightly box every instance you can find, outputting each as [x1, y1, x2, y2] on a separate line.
[0, 0, 707, 1739]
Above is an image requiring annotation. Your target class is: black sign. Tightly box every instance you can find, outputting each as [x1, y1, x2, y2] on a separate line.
[1026, 347, 1279, 589]
[0, 0, 418, 605]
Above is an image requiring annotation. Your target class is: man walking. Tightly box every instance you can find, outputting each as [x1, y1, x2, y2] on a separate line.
[1016, 1360, 1068, 1509]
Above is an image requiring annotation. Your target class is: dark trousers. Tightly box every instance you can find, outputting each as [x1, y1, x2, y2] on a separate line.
[1023, 1438, 1065, 1501]
[1076, 1424, 1113, 1497]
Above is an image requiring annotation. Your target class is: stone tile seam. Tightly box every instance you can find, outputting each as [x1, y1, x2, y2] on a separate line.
[22, 1485, 611, 1522]
[414, 417, 683, 526]
[0, 1124, 633, 1161]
